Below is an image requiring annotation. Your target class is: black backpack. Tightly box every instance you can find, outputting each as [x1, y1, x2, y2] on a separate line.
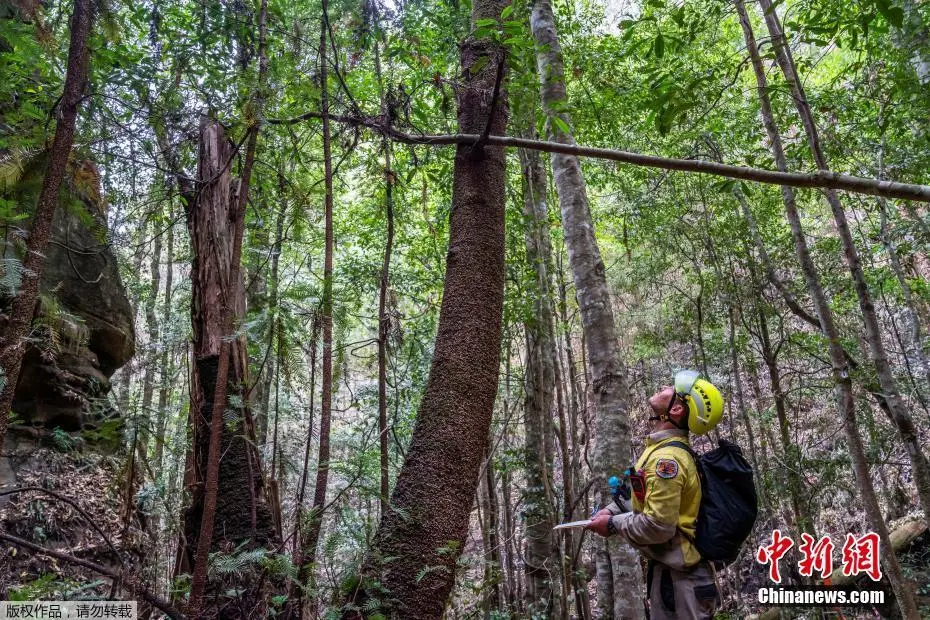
[664, 438, 758, 565]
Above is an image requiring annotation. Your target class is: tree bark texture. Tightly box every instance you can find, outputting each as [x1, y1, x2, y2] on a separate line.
[181, 119, 277, 618]
[346, 0, 509, 614]
[0, 0, 94, 453]
[520, 142, 565, 618]
[756, 0, 930, 530]
[530, 1, 644, 617]
[734, 2, 921, 616]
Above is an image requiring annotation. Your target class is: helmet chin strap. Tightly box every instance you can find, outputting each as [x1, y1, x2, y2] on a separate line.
[650, 393, 690, 430]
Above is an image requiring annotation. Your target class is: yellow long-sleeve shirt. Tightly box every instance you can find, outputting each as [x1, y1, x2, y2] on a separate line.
[608, 428, 702, 570]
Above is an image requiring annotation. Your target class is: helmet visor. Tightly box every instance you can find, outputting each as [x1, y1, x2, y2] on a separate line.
[674, 370, 701, 396]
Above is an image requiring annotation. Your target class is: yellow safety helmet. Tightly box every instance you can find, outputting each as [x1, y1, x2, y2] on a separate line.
[672, 370, 724, 435]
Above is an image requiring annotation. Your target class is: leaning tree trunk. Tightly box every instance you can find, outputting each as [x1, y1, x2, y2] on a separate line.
[519, 140, 565, 618]
[344, 0, 509, 614]
[181, 118, 279, 619]
[0, 0, 94, 453]
[734, 2, 921, 616]
[529, 1, 643, 617]
[756, 0, 930, 530]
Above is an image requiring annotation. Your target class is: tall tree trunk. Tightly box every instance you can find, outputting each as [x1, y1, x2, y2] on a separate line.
[263, 177, 288, 538]
[554, 246, 592, 619]
[140, 212, 164, 459]
[296, 5, 336, 592]
[374, 30, 395, 519]
[874, 132, 930, 403]
[154, 213, 174, 474]
[256, 174, 287, 445]
[519, 140, 565, 618]
[292, 313, 320, 565]
[734, 2, 921, 615]
[251, 223, 271, 446]
[0, 0, 95, 452]
[529, 1, 643, 617]
[479, 453, 504, 614]
[753, 297, 812, 541]
[485, 459, 505, 611]
[757, 0, 930, 528]
[117, 218, 149, 413]
[501, 466, 519, 612]
[186, 1, 272, 614]
[345, 0, 509, 613]
[183, 117, 277, 618]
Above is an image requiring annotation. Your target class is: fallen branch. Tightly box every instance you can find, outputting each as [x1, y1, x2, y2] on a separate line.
[0, 530, 185, 619]
[267, 111, 930, 202]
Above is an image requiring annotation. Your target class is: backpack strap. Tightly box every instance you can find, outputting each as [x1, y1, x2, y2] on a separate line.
[662, 440, 704, 548]
[640, 439, 694, 467]
[662, 440, 696, 462]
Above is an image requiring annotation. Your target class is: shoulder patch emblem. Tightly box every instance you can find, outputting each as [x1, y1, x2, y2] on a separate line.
[656, 458, 679, 479]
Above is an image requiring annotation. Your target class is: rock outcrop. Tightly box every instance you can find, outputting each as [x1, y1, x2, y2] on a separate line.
[0, 157, 141, 598]
[2, 159, 135, 430]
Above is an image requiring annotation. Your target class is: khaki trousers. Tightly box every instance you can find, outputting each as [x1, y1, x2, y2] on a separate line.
[646, 559, 718, 619]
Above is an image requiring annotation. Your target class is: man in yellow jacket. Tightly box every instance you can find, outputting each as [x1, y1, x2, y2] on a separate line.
[586, 370, 724, 620]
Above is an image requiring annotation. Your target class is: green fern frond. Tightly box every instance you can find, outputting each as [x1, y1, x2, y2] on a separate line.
[208, 548, 268, 579]
[33, 293, 88, 355]
[261, 553, 298, 579]
[323, 531, 343, 561]
[0, 257, 24, 295]
[0, 147, 40, 191]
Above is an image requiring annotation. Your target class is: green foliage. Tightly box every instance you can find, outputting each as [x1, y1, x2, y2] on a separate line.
[414, 564, 449, 583]
[33, 293, 89, 357]
[209, 546, 269, 580]
[50, 427, 75, 452]
[80, 418, 123, 449]
[262, 552, 299, 580]
[6, 0, 928, 614]
[7, 574, 57, 601]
